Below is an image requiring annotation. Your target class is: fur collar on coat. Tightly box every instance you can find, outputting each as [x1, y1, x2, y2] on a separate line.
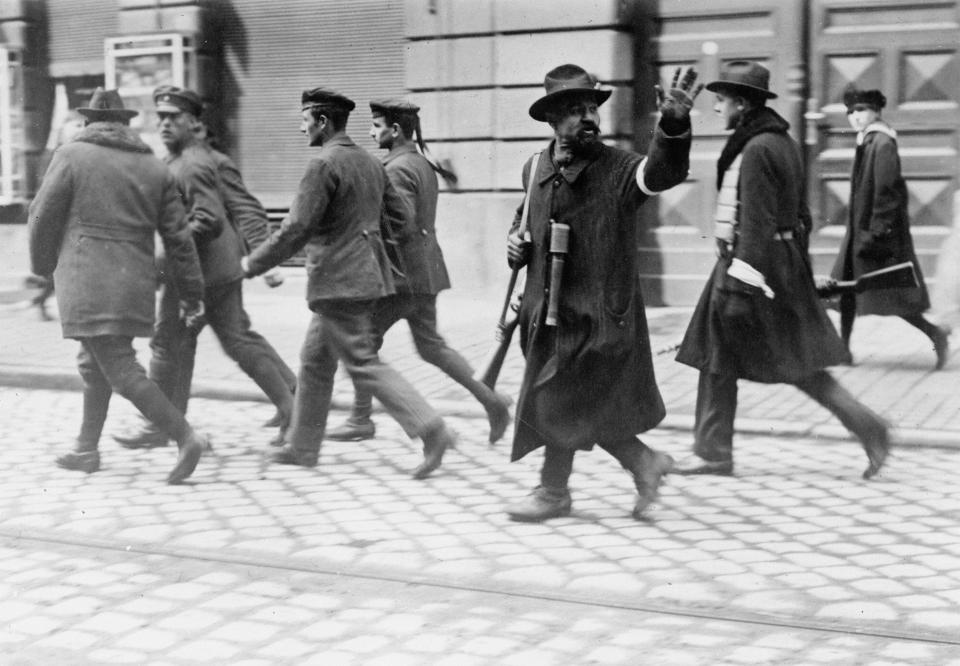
[70, 122, 153, 154]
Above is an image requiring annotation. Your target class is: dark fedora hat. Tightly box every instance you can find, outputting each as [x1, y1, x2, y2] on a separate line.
[842, 84, 886, 112]
[76, 87, 138, 121]
[705, 61, 777, 100]
[528, 63, 612, 122]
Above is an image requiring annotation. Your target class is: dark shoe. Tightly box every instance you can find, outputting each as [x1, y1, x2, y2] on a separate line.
[412, 424, 455, 480]
[166, 430, 207, 485]
[268, 425, 288, 448]
[506, 486, 572, 523]
[56, 450, 100, 474]
[113, 428, 169, 450]
[263, 410, 285, 428]
[631, 449, 674, 520]
[325, 418, 376, 442]
[670, 454, 733, 476]
[934, 327, 950, 371]
[485, 393, 513, 444]
[861, 425, 890, 480]
[269, 444, 318, 468]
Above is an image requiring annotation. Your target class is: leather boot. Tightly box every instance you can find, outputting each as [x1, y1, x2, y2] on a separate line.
[263, 410, 285, 428]
[861, 422, 890, 480]
[325, 417, 376, 442]
[934, 326, 950, 371]
[167, 428, 207, 485]
[113, 424, 169, 449]
[412, 423, 455, 479]
[56, 450, 101, 474]
[269, 444, 318, 468]
[630, 449, 674, 520]
[506, 486, 572, 522]
[484, 393, 513, 444]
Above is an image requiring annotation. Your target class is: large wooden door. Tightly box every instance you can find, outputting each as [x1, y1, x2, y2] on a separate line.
[807, 0, 960, 276]
[635, 0, 807, 305]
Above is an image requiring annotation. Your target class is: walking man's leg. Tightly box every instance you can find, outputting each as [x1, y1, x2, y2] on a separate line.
[507, 446, 575, 522]
[672, 369, 736, 475]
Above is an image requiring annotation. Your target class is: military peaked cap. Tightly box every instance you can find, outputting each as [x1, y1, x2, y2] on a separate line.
[301, 87, 356, 112]
[154, 86, 203, 116]
[370, 98, 420, 116]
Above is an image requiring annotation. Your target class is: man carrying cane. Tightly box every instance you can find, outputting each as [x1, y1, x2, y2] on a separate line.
[504, 64, 701, 522]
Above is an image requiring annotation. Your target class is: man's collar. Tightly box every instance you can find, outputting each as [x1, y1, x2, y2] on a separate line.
[537, 140, 600, 185]
[383, 142, 417, 163]
[320, 133, 355, 149]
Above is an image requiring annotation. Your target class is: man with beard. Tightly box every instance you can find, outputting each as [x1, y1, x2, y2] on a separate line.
[243, 87, 456, 478]
[325, 98, 512, 445]
[830, 84, 949, 369]
[504, 64, 701, 522]
[114, 87, 294, 449]
[28, 88, 208, 483]
[673, 61, 890, 479]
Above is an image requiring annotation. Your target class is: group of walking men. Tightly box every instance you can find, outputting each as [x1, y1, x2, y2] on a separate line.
[28, 59, 942, 522]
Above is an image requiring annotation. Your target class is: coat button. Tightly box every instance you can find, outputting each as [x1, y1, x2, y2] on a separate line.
[617, 319, 625, 328]
[361, 230, 369, 238]
[553, 179, 561, 188]
[420, 228, 428, 236]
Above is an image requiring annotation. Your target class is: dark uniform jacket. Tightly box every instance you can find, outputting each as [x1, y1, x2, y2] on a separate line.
[207, 146, 270, 252]
[165, 141, 245, 289]
[383, 143, 451, 295]
[245, 134, 398, 308]
[27, 122, 203, 339]
[830, 122, 929, 315]
[509, 126, 690, 460]
[677, 107, 849, 383]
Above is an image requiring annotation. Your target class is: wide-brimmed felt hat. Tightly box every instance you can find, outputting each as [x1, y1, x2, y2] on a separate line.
[76, 88, 138, 121]
[153, 86, 203, 116]
[528, 64, 612, 122]
[842, 85, 886, 112]
[301, 87, 355, 112]
[705, 61, 777, 100]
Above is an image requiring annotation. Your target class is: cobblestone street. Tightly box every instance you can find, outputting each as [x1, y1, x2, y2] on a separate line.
[2, 387, 960, 664]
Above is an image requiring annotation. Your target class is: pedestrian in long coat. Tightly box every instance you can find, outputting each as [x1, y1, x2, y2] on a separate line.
[830, 85, 948, 369]
[27, 88, 208, 483]
[673, 61, 889, 481]
[504, 64, 701, 523]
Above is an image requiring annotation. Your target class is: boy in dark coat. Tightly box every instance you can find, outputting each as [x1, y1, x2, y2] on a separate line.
[28, 88, 208, 483]
[504, 64, 701, 522]
[674, 62, 889, 480]
[830, 85, 949, 369]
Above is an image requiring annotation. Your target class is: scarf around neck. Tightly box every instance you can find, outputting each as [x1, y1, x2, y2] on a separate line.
[715, 106, 790, 188]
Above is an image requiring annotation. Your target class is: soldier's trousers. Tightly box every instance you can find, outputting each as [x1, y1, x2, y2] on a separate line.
[149, 279, 294, 420]
[693, 368, 887, 462]
[347, 293, 497, 421]
[288, 299, 442, 452]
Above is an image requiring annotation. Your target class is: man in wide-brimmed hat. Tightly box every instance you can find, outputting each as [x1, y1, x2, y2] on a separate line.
[28, 87, 209, 483]
[830, 83, 948, 369]
[503, 63, 701, 522]
[324, 98, 512, 446]
[674, 61, 890, 480]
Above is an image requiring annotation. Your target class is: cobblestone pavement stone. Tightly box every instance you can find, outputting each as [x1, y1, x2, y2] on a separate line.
[3, 387, 960, 664]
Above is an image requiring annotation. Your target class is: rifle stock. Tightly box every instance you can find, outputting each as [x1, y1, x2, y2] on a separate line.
[475, 271, 522, 389]
[817, 261, 918, 298]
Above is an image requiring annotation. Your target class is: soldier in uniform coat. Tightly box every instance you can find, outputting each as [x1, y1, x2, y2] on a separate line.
[504, 64, 701, 522]
[673, 61, 890, 479]
[243, 87, 456, 478]
[325, 98, 512, 445]
[114, 87, 295, 449]
[830, 85, 949, 369]
[28, 88, 208, 484]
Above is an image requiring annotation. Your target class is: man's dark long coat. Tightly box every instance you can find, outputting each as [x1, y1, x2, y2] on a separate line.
[509, 128, 690, 461]
[676, 108, 849, 384]
[830, 123, 930, 315]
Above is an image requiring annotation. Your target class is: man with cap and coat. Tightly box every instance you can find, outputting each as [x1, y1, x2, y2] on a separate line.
[28, 88, 209, 483]
[114, 87, 295, 449]
[830, 84, 949, 369]
[504, 64, 701, 523]
[242, 87, 457, 478]
[673, 61, 890, 479]
[325, 98, 512, 445]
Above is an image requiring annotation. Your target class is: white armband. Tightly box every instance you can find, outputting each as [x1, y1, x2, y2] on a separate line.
[635, 158, 659, 196]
